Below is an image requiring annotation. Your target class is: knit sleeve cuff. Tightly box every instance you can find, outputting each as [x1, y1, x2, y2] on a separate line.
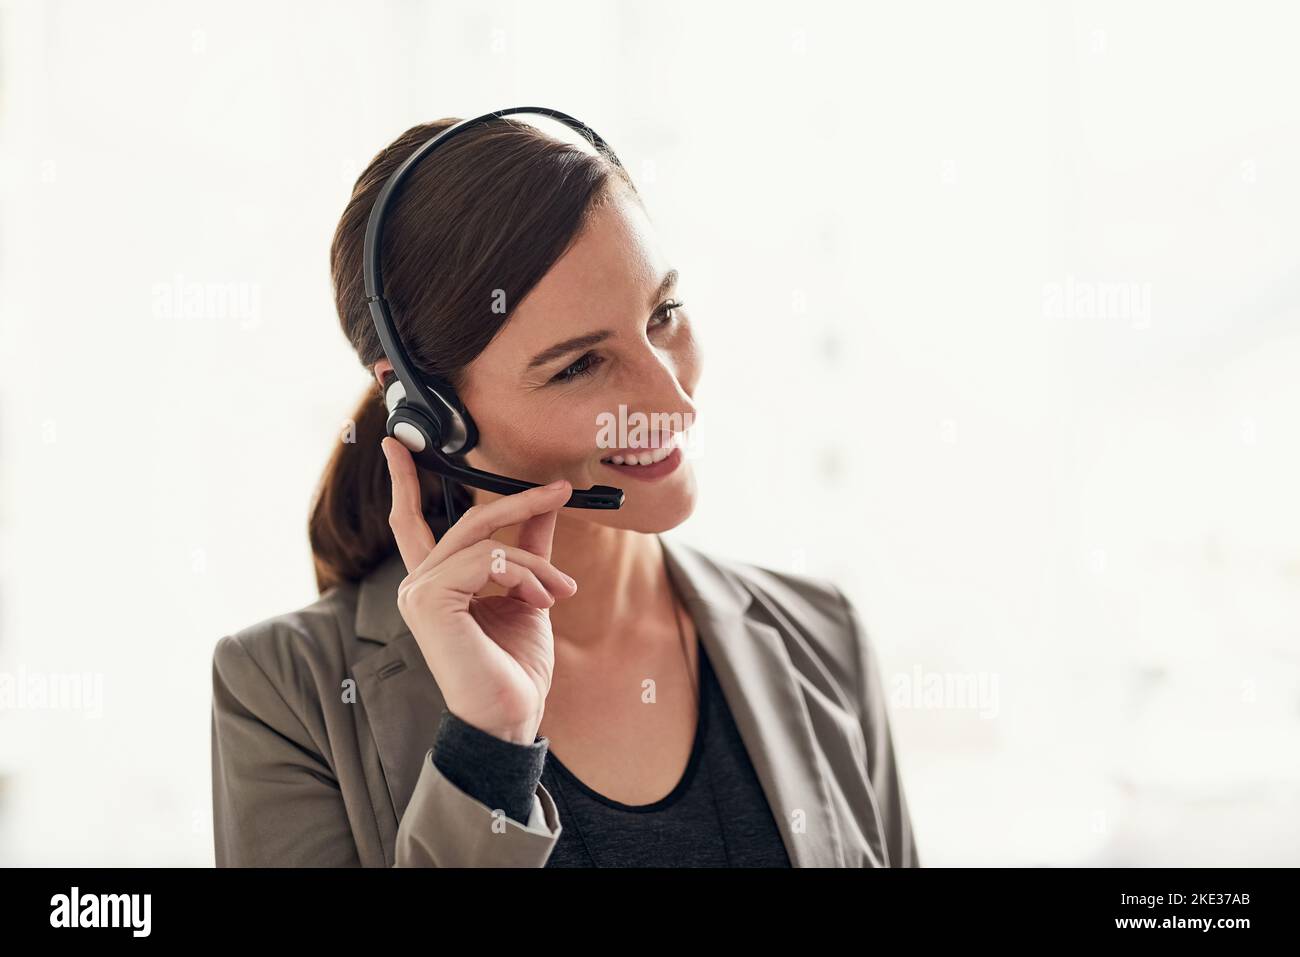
[430, 706, 550, 825]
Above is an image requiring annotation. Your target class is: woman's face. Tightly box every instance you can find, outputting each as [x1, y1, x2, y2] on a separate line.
[458, 189, 701, 533]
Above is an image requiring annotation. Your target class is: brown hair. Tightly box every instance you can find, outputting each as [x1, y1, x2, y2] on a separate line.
[309, 117, 637, 594]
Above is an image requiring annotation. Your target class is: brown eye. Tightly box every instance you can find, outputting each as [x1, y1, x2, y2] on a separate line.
[551, 352, 602, 384]
[652, 299, 684, 329]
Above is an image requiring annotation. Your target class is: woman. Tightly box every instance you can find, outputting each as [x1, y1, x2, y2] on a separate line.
[211, 116, 918, 868]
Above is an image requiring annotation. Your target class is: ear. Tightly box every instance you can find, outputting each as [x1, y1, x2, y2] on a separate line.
[373, 358, 394, 387]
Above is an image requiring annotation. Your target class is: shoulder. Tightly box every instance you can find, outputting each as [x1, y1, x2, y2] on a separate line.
[212, 579, 361, 711]
[714, 550, 851, 635]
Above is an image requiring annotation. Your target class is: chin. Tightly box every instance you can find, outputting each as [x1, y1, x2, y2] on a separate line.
[582, 467, 698, 533]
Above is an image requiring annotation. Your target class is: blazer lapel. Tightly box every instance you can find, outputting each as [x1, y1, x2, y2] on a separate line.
[352, 552, 443, 865]
[660, 534, 847, 867]
[351, 539, 848, 868]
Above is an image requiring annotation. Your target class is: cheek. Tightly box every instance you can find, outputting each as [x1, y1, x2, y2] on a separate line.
[477, 396, 600, 469]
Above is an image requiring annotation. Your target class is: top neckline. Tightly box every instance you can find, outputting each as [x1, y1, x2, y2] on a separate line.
[545, 645, 712, 814]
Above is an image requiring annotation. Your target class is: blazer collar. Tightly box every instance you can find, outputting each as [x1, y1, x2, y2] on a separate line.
[354, 549, 411, 646]
[350, 533, 850, 867]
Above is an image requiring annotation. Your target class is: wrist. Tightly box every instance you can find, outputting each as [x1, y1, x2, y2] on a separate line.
[484, 722, 539, 746]
[442, 703, 540, 746]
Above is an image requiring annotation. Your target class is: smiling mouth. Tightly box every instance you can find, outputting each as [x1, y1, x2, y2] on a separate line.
[600, 446, 682, 481]
[599, 437, 678, 466]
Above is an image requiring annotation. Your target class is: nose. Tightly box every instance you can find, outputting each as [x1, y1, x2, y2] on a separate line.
[620, 341, 697, 444]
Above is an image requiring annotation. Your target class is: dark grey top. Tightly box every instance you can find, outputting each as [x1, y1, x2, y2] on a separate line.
[430, 642, 791, 867]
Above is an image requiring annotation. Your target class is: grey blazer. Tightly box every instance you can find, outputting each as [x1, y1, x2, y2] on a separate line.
[211, 534, 919, 867]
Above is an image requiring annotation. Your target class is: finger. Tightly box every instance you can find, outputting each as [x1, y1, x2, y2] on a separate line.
[382, 436, 437, 572]
[489, 562, 553, 610]
[514, 496, 561, 562]
[424, 539, 575, 602]
[415, 545, 556, 610]
[411, 479, 572, 578]
[480, 540, 577, 601]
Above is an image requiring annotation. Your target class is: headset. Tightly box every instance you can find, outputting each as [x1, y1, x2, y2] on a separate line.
[362, 106, 626, 531]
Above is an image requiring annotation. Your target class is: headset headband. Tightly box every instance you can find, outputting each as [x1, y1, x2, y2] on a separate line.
[360, 107, 625, 517]
[363, 107, 618, 440]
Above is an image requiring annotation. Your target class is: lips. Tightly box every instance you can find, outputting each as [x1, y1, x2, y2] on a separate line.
[599, 433, 679, 467]
[601, 445, 683, 481]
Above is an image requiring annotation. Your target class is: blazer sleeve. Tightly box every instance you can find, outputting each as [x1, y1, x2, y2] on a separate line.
[210, 634, 360, 866]
[396, 747, 563, 867]
[211, 633, 563, 867]
[832, 586, 921, 868]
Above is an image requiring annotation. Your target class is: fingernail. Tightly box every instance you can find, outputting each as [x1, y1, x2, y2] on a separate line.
[546, 479, 568, 490]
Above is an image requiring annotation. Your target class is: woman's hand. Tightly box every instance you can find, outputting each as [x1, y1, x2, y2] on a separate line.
[380, 436, 577, 745]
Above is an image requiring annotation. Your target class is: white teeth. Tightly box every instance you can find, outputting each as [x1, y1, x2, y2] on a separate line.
[603, 438, 677, 467]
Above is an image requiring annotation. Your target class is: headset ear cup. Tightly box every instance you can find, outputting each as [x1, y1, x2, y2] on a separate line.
[378, 369, 477, 456]
[381, 372, 405, 415]
[421, 375, 478, 456]
[387, 406, 438, 457]
[453, 403, 479, 455]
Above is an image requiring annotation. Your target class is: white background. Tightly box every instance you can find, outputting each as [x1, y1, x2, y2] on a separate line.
[1, 0, 1297, 865]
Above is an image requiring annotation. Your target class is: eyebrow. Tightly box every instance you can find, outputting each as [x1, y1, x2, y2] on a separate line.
[648, 268, 678, 310]
[525, 329, 613, 371]
[525, 268, 679, 371]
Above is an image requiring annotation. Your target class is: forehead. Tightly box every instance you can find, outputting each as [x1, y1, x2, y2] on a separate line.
[488, 191, 665, 357]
